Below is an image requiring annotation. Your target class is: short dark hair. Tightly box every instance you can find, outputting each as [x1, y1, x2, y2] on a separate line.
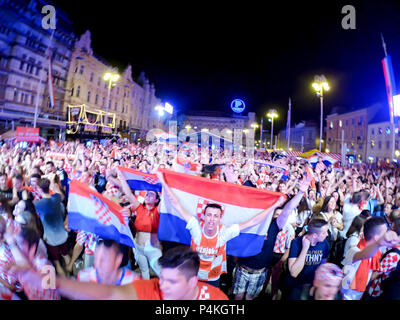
[30, 173, 41, 180]
[204, 203, 223, 216]
[346, 215, 366, 238]
[307, 218, 328, 235]
[38, 178, 51, 194]
[13, 174, 23, 181]
[20, 226, 41, 252]
[158, 246, 200, 280]
[46, 161, 55, 167]
[360, 210, 372, 220]
[363, 217, 386, 241]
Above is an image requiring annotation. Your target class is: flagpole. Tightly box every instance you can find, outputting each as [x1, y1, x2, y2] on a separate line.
[34, 29, 55, 128]
[381, 33, 396, 162]
[287, 97, 291, 150]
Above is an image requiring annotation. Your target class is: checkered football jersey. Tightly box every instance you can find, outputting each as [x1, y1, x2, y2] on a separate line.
[23, 255, 60, 300]
[188, 218, 240, 282]
[273, 224, 294, 254]
[0, 242, 19, 289]
[367, 248, 400, 297]
[76, 231, 98, 255]
[104, 184, 128, 203]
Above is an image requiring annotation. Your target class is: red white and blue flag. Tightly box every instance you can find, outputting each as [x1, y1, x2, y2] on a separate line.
[118, 166, 162, 192]
[382, 55, 397, 121]
[67, 180, 134, 247]
[307, 153, 339, 168]
[48, 56, 55, 108]
[173, 157, 200, 175]
[158, 169, 285, 257]
[254, 160, 288, 171]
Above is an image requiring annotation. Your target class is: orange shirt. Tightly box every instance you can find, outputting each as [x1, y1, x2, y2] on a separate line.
[133, 204, 160, 233]
[131, 278, 228, 300]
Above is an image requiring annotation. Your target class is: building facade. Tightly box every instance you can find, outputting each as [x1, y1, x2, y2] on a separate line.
[326, 103, 381, 161]
[366, 117, 400, 163]
[0, 0, 75, 137]
[64, 30, 165, 139]
[278, 121, 318, 151]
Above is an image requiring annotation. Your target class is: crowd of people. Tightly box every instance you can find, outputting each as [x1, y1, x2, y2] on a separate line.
[1, 137, 400, 300]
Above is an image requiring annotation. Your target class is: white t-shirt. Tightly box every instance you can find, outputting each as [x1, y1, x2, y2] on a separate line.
[341, 246, 372, 300]
[342, 233, 361, 265]
[341, 195, 361, 238]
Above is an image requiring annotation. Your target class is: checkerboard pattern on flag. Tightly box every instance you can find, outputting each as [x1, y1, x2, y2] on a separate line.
[118, 166, 162, 192]
[174, 157, 200, 175]
[158, 169, 285, 257]
[67, 180, 134, 247]
[195, 199, 225, 221]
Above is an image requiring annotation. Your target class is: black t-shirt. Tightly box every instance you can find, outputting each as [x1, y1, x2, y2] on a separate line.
[243, 180, 257, 188]
[94, 173, 107, 194]
[237, 218, 280, 270]
[0, 188, 12, 199]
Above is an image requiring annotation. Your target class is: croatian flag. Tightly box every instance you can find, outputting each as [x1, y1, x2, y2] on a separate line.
[382, 55, 397, 121]
[67, 180, 134, 247]
[158, 169, 285, 257]
[254, 160, 288, 171]
[308, 154, 338, 168]
[118, 166, 162, 192]
[173, 157, 200, 175]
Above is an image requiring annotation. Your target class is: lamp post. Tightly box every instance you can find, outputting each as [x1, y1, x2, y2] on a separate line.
[104, 72, 120, 130]
[312, 75, 330, 152]
[267, 109, 278, 150]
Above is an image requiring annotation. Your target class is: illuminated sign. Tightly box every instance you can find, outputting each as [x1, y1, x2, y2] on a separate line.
[16, 127, 40, 142]
[394, 94, 400, 118]
[164, 102, 174, 114]
[231, 99, 246, 113]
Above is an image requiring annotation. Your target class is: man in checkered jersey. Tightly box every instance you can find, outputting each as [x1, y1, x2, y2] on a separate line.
[14, 246, 228, 300]
[157, 171, 286, 288]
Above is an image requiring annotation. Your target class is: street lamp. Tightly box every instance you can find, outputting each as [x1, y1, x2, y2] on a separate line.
[155, 105, 165, 127]
[103, 72, 120, 129]
[312, 75, 330, 152]
[267, 109, 278, 150]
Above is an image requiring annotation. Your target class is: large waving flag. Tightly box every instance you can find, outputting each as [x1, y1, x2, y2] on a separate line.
[48, 56, 55, 108]
[118, 166, 162, 192]
[67, 180, 134, 247]
[158, 169, 285, 257]
[307, 153, 338, 168]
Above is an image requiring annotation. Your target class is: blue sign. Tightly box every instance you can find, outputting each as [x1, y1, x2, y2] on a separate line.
[231, 99, 246, 113]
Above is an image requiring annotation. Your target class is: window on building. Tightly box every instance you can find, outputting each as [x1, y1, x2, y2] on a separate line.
[70, 87, 74, 96]
[115, 102, 117, 111]
[98, 77, 101, 86]
[352, 119, 355, 125]
[79, 65, 84, 75]
[76, 86, 80, 97]
[379, 128, 383, 134]
[359, 143, 363, 149]
[102, 97, 105, 107]
[379, 141, 382, 149]
[87, 91, 91, 103]
[387, 141, 390, 149]
[371, 128, 375, 135]
[19, 60, 25, 71]
[396, 141, 399, 149]
[95, 94, 99, 105]
[90, 73, 94, 82]
[352, 130, 354, 138]
[13, 89, 18, 101]
[339, 120, 342, 127]
[386, 127, 391, 135]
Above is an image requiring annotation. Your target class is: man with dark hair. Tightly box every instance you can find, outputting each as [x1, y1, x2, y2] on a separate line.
[341, 216, 400, 300]
[158, 171, 286, 288]
[0, 173, 13, 203]
[77, 239, 140, 285]
[282, 218, 330, 300]
[35, 178, 70, 276]
[15, 246, 228, 300]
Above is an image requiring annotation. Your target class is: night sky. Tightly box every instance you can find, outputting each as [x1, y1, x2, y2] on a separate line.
[52, 0, 400, 131]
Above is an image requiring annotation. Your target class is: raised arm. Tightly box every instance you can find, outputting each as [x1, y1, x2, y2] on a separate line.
[238, 196, 286, 231]
[276, 175, 312, 230]
[116, 169, 140, 211]
[157, 171, 193, 223]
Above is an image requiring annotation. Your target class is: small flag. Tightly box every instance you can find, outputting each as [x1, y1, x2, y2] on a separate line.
[118, 166, 162, 192]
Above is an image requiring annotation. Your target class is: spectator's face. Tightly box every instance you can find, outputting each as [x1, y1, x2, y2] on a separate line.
[45, 164, 55, 175]
[57, 160, 64, 169]
[332, 192, 339, 202]
[30, 177, 39, 188]
[273, 208, 282, 219]
[0, 175, 7, 189]
[204, 207, 222, 235]
[278, 183, 286, 193]
[80, 172, 91, 184]
[384, 204, 392, 216]
[145, 191, 157, 206]
[314, 278, 342, 300]
[159, 268, 196, 300]
[94, 244, 122, 279]
[316, 225, 329, 242]
[328, 197, 336, 211]
[13, 178, 23, 190]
